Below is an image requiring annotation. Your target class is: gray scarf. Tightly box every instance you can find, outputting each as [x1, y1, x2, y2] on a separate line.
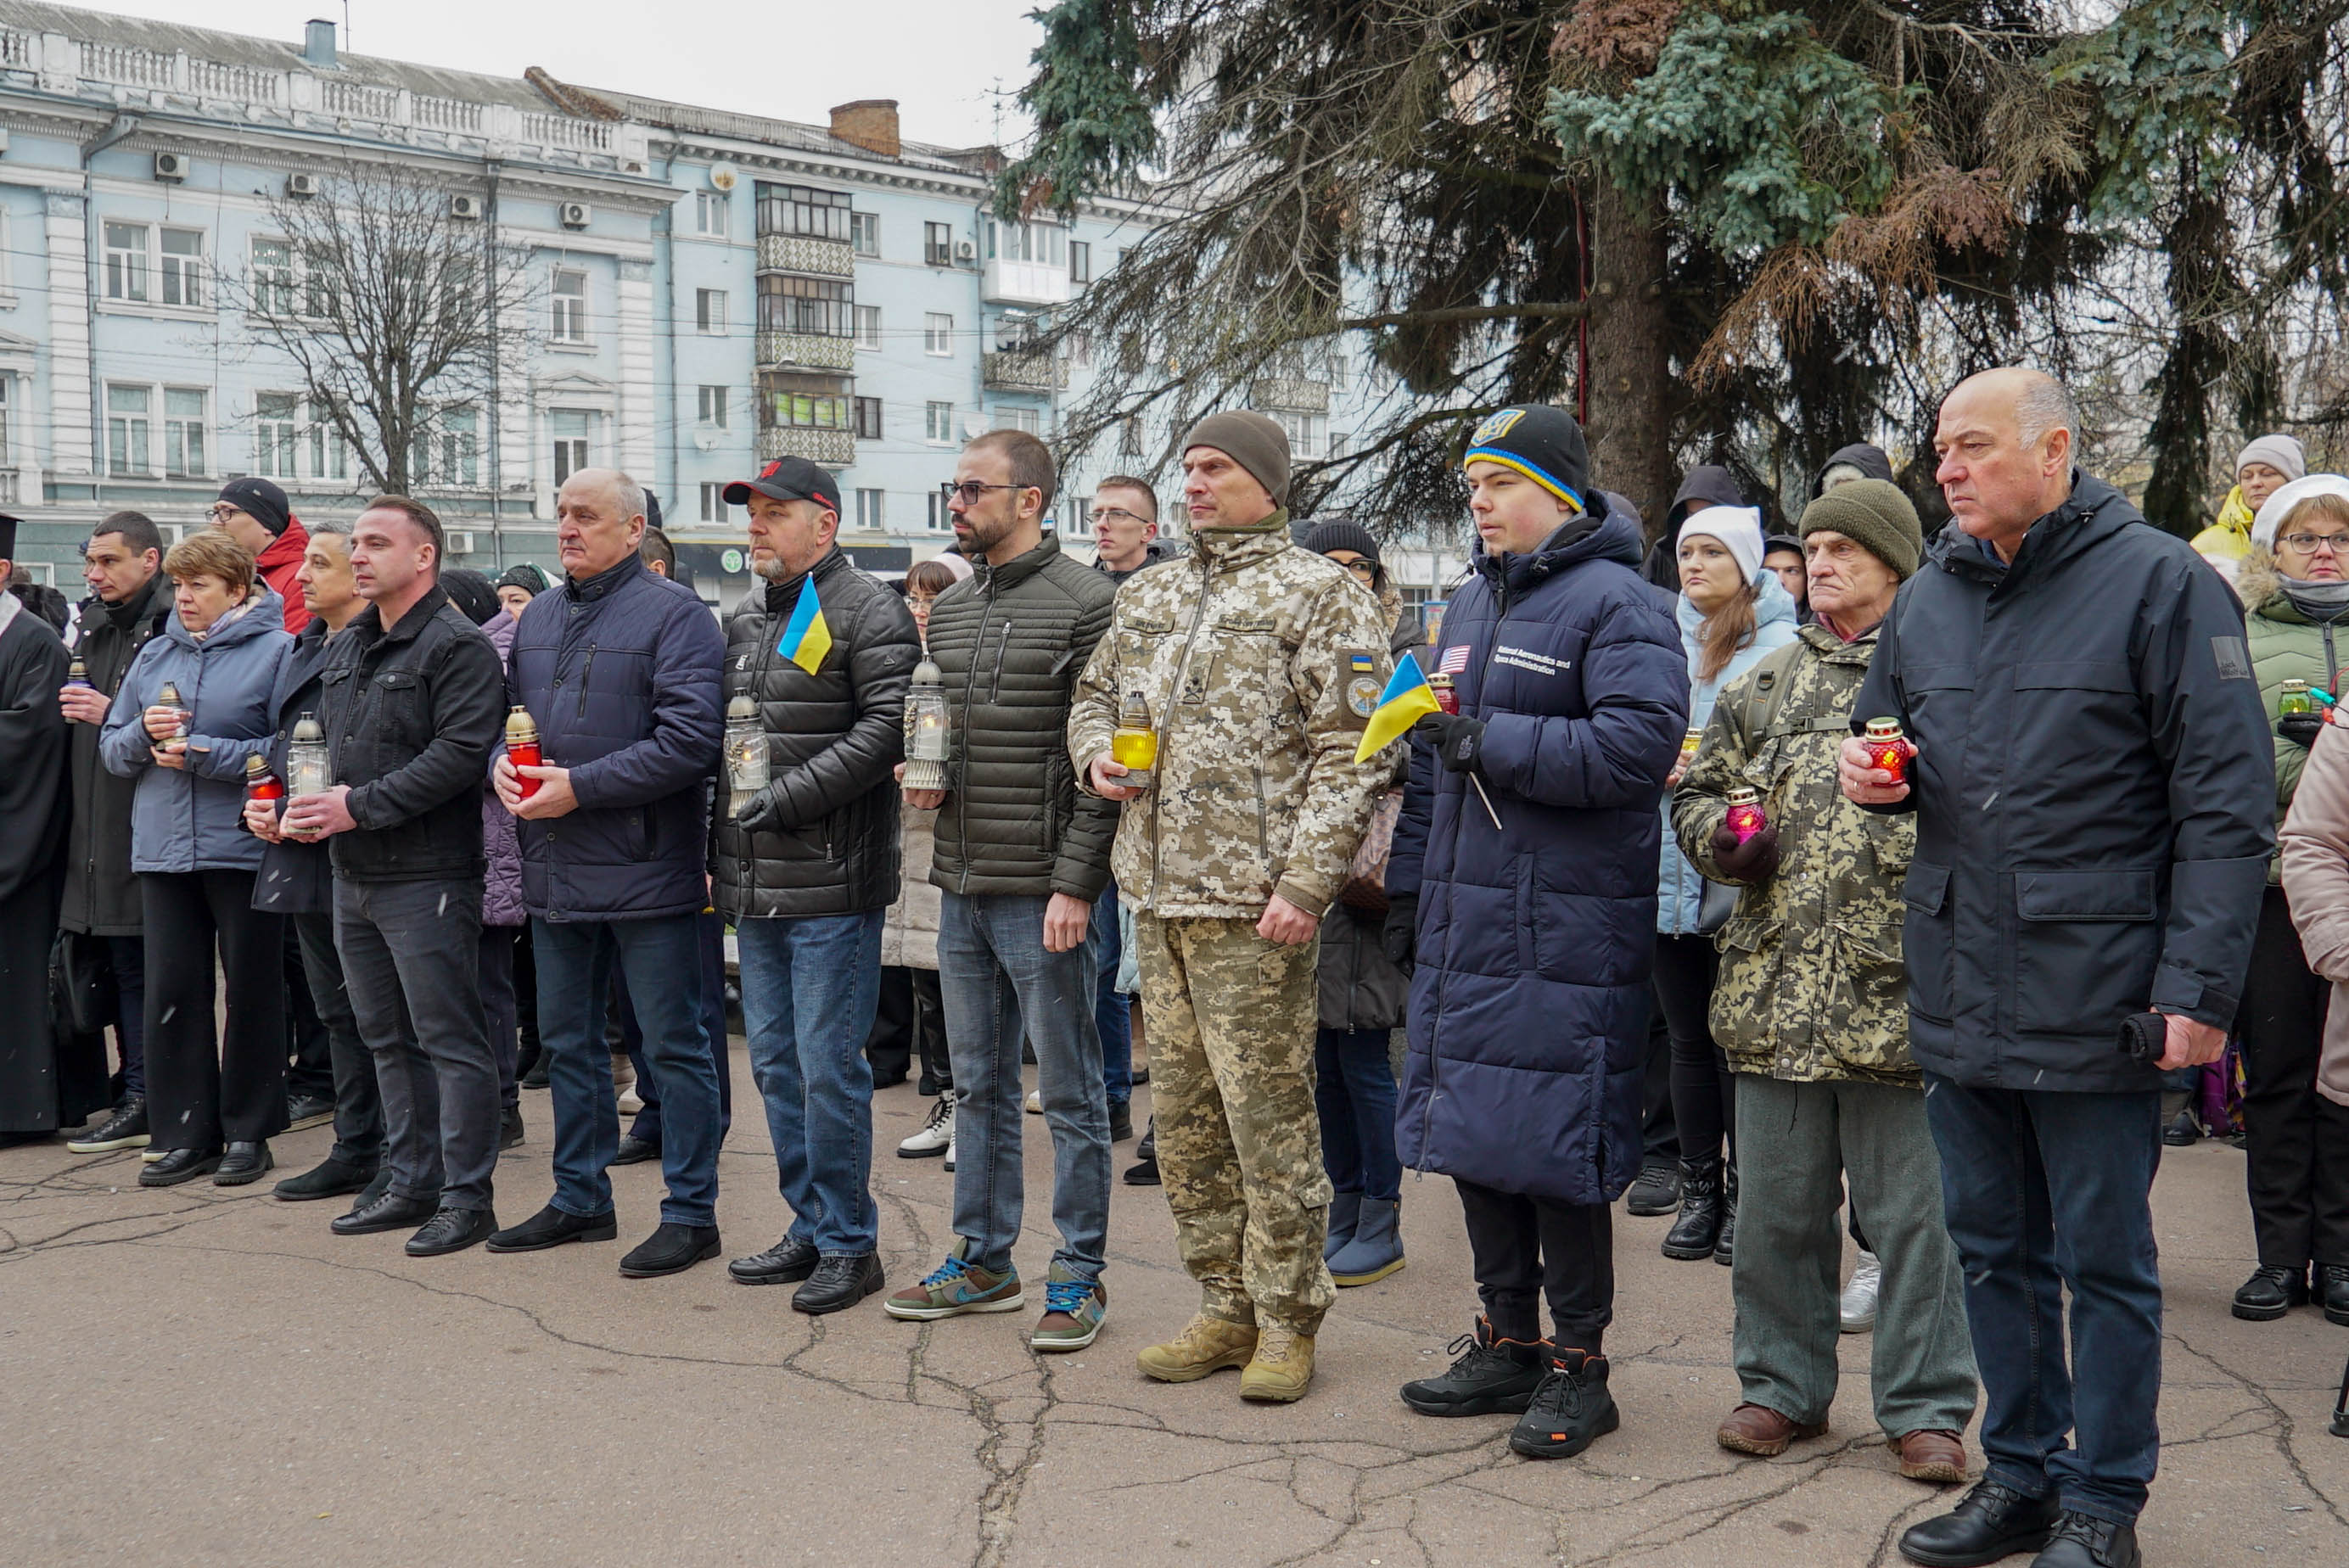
[2281, 577, 2349, 621]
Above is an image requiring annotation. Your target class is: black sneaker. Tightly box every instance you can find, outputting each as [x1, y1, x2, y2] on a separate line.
[285, 1094, 336, 1133]
[729, 1234, 820, 1286]
[2232, 1263, 2309, 1321]
[793, 1252, 883, 1315]
[2022, 1510, 2137, 1568]
[1507, 1349, 1619, 1459]
[1896, 1479, 2058, 1566]
[66, 1098, 150, 1154]
[1400, 1318, 1549, 1416]
[1623, 1159, 1681, 1217]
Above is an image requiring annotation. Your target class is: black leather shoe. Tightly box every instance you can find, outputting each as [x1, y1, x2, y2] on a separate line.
[2160, 1108, 2201, 1146]
[500, 1106, 524, 1150]
[485, 1202, 619, 1252]
[519, 1055, 552, 1090]
[1713, 1163, 1739, 1267]
[619, 1222, 722, 1278]
[1108, 1100, 1134, 1144]
[406, 1206, 498, 1257]
[2031, 1511, 2139, 1568]
[139, 1147, 222, 1187]
[608, 1134, 660, 1167]
[2317, 1263, 2349, 1326]
[350, 1167, 395, 1212]
[2232, 1263, 2309, 1321]
[730, 1234, 820, 1285]
[793, 1252, 883, 1314]
[331, 1189, 440, 1235]
[1623, 1160, 1682, 1217]
[273, 1156, 378, 1201]
[1898, 1479, 2059, 1566]
[213, 1141, 274, 1186]
[1662, 1158, 1722, 1259]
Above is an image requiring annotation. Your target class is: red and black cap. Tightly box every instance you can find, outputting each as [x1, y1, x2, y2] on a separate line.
[722, 456, 840, 514]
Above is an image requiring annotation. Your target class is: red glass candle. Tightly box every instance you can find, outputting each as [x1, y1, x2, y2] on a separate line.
[1725, 787, 1768, 843]
[1429, 673, 1460, 716]
[244, 754, 284, 803]
[1862, 717, 1915, 785]
[506, 705, 543, 800]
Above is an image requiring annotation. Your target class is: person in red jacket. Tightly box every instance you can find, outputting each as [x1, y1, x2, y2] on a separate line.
[210, 477, 312, 634]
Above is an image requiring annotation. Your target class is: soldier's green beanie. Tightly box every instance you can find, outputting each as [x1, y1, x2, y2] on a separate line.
[1182, 411, 1291, 510]
[1798, 478, 1923, 582]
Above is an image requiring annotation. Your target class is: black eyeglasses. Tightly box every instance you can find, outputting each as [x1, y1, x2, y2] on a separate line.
[939, 481, 1028, 505]
[2278, 533, 2349, 555]
[1093, 507, 1150, 526]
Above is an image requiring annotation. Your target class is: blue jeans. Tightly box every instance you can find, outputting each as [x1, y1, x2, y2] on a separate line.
[535, 914, 724, 1228]
[1095, 882, 1131, 1107]
[937, 891, 1111, 1283]
[1315, 1026, 1401, 1201]
[1924, 1073, 2164, 1524]
[737, 912, 883, 1256]
[617, 910, 734, 1140]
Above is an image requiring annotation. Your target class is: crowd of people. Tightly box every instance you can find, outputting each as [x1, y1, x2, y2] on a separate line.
[4, 366, 2349, 1568]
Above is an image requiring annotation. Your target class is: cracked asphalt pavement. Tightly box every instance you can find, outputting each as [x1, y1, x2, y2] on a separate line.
[5, 1067, 2346, 1567]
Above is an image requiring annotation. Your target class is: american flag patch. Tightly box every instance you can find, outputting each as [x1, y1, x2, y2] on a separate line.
[1437, 644, 1470, 675]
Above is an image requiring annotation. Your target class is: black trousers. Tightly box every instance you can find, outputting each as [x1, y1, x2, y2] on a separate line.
[1456, 1176, 1614, 1352]
[867, 965, 950, 1091]
[2240, 883, 2349, 1268]
[292, 911, 384, 1167]
[283, 919, 334, 1100]
[1654, 932, 1735, 1166]
[513, 927, 541, 1078]
[479, 923, 520, 1112]
[142, 871, 286, 1151]
[1640, 982, 1676, 1162]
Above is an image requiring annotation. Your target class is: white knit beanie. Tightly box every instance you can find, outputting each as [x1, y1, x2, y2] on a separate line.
[2237, 434, 2307, 484]
[1678, 505, 1767, 586]
[2252, 474, 2349, 549]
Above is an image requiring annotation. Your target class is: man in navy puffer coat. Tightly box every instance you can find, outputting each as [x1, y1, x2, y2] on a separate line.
[1388, 406, 1686, 1460]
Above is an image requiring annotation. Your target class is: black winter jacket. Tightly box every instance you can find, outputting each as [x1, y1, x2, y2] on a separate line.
[61, 573, 172, 935]
[251, 617, 339, 916]
[319, 585, 506, 883]
[927, 534, 1118, 902]
[1853, 473, 2275, 1091]
[713, 546, 919, 920]
[508, 555, 725, 921]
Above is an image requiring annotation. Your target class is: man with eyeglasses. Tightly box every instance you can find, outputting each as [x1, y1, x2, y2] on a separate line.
[209, 477, 312, 634]
[1092, 477, 1177, 585]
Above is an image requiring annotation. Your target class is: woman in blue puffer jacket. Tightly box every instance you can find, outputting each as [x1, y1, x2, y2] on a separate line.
[1653, 506, 1797, 1266]
[100, 531, 292, 1187]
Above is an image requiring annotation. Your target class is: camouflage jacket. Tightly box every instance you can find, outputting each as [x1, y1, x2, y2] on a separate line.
[1068, 510, 1396, 920]
[1671, 622, 1920, 1084]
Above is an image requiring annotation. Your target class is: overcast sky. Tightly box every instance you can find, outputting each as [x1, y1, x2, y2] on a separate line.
[87, 0, 1047, 148]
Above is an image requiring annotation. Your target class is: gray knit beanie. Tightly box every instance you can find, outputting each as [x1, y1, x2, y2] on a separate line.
[1182, 411, 1291, 511]
[1798, 479, 1924, 581]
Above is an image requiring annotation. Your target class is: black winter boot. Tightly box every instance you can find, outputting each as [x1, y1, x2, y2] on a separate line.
[1713, 1161, 1739, 1267]
[1662, 1157, 1722, 1261]
[1399, 1318, 1547, 1416]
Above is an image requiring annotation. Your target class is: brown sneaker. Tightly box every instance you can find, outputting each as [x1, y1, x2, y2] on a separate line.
[1715, 1403, 1829, 1456]
[1238, 1324, 1315, 1403]
[1135, 1313, 1258, 1383]
[1894, 1428, 1968, 1483]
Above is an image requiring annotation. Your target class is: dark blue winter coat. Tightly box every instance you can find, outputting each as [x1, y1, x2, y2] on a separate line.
[1391, 503, 1689, 1204]
[507, 554, 724, 921]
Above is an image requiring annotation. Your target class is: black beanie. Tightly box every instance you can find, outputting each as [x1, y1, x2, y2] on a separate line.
[496, 563, 550, 596]
[1462, 405, 1589, 509]
[1301, 520, 1380, 563]
[440, 568, 501, 626]
[218, 476, 292, 536]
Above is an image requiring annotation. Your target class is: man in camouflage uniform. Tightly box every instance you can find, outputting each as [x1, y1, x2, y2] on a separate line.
[1673, 479, 1977, 1482]
[1068, 411, 1393, 1402]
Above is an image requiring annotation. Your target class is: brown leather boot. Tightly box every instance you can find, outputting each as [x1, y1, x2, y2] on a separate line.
[1894, 1428, 1968, 1483]
[1715, 1403, 1829, 1456]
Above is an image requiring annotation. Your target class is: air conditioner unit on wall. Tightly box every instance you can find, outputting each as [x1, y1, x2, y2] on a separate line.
[559, 201, 591, 230]
[286, 171, 317, 198]
[153, 151, 188, 182]
[450, 193, 482, 221]
[954, 238, 976, 263]
[444, 531, 475, 557]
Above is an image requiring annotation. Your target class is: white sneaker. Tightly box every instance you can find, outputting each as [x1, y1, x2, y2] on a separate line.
[899, 1094, 955, 1159]
[1024, 1089, 1043, 1115]
[943, 1126, 956, 1172]
[1840, 1249, 1881, 1333]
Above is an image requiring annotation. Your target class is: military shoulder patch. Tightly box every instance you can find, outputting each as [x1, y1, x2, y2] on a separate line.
[1341, 648, 1379, 725]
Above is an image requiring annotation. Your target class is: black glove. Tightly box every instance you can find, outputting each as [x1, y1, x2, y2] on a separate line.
[1382, 892, 1420, 971]
[1413, 711, 1486, 773]
[1708, 819, 1781, 883]
[2279, 713, 2324, 749]
[734, 784, 788, 836]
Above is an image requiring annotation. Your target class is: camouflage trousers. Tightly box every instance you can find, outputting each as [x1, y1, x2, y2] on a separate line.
[1132, 911, 1335, 1335]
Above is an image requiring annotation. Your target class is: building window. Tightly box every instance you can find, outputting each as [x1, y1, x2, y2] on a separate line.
[854, 305, 882, 351]
[246, 239, 292, 316]
[855, 489, 884, 531]
[105, 384, 151, 474]
[924, 313, 953, 356]
[757, 274, 854, 337]
[925, 221, 954, 267]
[698, 385, 729, 428]
[759, 372, 851, 431]
[924, 400, 955, 445]
[311, 400, 350, 481]
[1067, 496, 1091, 536]
[1270, 410, 1326, 460]
[694, 190, 729, 238]
[438, 407, 479, 486]
[850, 211, 879, 257]
[696, 288, 726, 335]
[164, 388, 207, 478]
[993, 406, 1042, 436]
[926, 490, 948, 531]
[853, 395, 883, 440]
[255, 392, 300, 479]
[1329, 353, 1350, 394]
[552, 409, 592, 484]
[754, 182, 851, 241]
[104, 222, 150, 302]
[160, 228, 204, 307]
[551, 269, 588, 344]
[984, 219, 1066, 266]
[1069, 241, 1090, 285]
[699, 482, 731, 524]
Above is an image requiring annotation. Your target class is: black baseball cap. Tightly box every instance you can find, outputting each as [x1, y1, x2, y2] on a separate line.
[723, 456, 840, 514]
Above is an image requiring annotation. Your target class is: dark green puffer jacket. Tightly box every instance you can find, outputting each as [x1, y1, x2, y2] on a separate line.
[925, 533, 1118, 901]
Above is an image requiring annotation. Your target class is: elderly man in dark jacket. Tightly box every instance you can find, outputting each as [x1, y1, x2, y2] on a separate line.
[1389, 406, 1687, 1461]
[487, 470, 728, 1280]
[1843, 369, 2273, 1568]
[711, 456, 917, 1315]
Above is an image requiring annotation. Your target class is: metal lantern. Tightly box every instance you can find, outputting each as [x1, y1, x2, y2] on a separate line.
[287, 712, 330, 798]
[903, 656, 950, 793]
[724, 693, 770, 813]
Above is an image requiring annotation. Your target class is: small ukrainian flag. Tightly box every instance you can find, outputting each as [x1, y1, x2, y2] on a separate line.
[776, 576, 833, 675]
[1355, 649, 1442, 763]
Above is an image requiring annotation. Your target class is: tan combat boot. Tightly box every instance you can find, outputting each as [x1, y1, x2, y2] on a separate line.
[1238, 1324, 1315, 1402]
[1136, 1313, 1258, 1383]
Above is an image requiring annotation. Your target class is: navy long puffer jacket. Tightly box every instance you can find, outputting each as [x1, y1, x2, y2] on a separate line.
[1391, 502, 1689, 1205]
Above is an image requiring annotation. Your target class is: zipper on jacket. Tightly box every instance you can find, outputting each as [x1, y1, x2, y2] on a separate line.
[949, 576, 1001, 895]
[2325, 620, 2340, 697]
[1146, 553, 1219, 912]
[576, 644, 597, 719]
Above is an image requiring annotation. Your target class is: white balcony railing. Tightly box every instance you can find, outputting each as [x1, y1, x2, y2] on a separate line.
[192, 59, 281, 104]
[521, 112, 612, 153]
[0, 29, 34, 69]
[414, 95, 485, 134]
[78, 40, 173, 88]
[322, 79, 399, 120]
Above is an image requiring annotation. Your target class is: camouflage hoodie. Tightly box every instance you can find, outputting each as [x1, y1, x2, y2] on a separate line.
[1068, 509, 1395, 920]
[1671, 621, 1920, 1084]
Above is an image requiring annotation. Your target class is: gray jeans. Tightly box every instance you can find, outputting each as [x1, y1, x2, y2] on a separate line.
[334, 876, 499, 1212]
[1730, 1073, 1978, 1438]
